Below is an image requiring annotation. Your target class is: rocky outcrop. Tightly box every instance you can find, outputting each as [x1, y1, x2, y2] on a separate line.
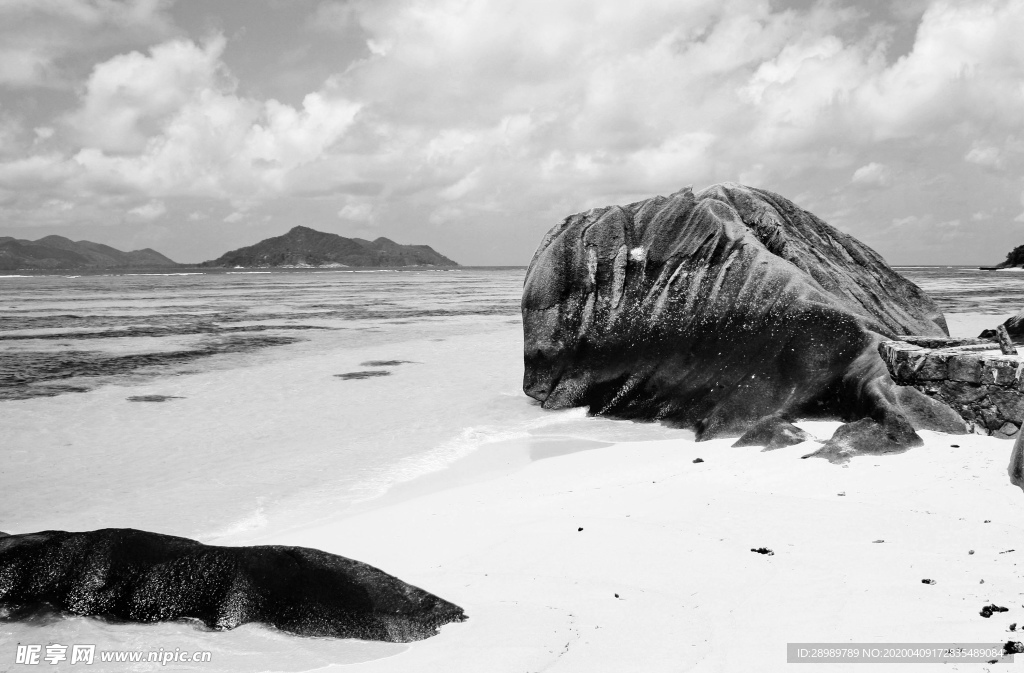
[522, 183, 963, 456]
[981, 308, 1024, 340]
[202, 226, 458, 268]
[0, 235, 177, 270]
[0, 528, 465, 642]
[732, 415, 813, 451]
[880, 337, 1021, 438]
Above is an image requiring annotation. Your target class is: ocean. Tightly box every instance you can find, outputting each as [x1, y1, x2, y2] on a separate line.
[1, 264, 1022, 671]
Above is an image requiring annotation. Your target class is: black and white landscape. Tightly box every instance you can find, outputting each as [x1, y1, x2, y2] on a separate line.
[3, 1, 1024, 672]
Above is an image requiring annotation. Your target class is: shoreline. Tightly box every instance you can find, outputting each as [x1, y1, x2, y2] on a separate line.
[264, 424, 1024, 672]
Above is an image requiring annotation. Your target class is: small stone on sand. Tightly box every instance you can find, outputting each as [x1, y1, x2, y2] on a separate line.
[981, 604, 1009, 618]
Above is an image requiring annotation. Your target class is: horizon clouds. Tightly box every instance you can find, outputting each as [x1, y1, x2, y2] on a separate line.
[0, 0, 1023, 265]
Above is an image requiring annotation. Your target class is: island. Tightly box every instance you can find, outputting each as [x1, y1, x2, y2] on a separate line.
[200, 226, 458, 268]
[981, 243, 1024, 269]
[0, 235, 177, 270]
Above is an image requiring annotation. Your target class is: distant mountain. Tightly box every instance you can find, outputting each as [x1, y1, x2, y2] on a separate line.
[201, 226, 458, 268]
[0, 235, 178, 270]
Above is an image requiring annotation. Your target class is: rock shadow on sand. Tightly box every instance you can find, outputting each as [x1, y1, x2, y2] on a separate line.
[127, 395, 184, 402]
[335, 371, 392, 380]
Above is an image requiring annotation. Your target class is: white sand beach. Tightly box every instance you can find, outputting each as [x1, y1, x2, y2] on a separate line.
[259, 426, 1022, 672]
[258, 311, 1022, 672]
[4, 303, 1022, 672]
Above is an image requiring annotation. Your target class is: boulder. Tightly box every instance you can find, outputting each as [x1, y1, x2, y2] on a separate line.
[732, 415, 813, 451]
[0, 528, 465, 642]
[522, 183, 962, 457]
[1011, 431, 1024, 493]
[981, 308, 1024, 340]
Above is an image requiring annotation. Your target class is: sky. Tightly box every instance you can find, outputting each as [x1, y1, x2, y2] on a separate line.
[0, 0, 1023, 265]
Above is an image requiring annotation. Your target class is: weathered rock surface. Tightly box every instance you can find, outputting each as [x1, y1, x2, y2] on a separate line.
[0, 528, 465, 642]
[981, 308, 1024, 340]
[880, 337, 1021, 437]
[732, 415, 813, 450]
[523, 183, 962, 455]
[1011, 431, 1024, 493]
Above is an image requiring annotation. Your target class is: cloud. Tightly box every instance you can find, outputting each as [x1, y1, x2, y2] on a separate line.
[3, 0, 1024, 265]
[0, 0, 176, 88]
[223, 211, 244, 223]
[851, 162, 892, 187]
[127, 199, 166, 219]
[964, 143, 1004, 169]
[63, 35, 361, 198]
[337, 202, 374, 220]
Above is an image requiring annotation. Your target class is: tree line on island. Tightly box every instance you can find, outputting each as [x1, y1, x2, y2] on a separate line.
[0, 225, 458, 270]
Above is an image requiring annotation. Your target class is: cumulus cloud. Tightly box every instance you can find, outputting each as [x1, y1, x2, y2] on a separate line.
[63, 35, 361, 198]
[0, 0, 175, 88]
[964, 143, 1004, 169]
[127, 199, 166, 219]
[851, 162, 892, 187]
[3, 0, 1024, 264]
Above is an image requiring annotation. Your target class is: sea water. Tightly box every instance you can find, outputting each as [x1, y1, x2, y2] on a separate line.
[0, 265, 1020, 670]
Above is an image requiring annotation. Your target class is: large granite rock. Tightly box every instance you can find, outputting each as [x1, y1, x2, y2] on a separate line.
[0, 528, 465, 642]
[522, 183, 964, 457]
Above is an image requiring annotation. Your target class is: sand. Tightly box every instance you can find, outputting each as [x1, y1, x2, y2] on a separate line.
[232, 312, 1024, 672]
[242, 423, 1020, 672]
[7, 311, 1023, 671]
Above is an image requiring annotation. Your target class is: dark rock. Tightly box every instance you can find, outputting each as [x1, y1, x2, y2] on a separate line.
[921, 579, 936, 585]
[335, 371, 392, 380]
[1005, 640, 1024, 654]
[692, 457, 704, 463]
[750, 547, 774, 555]
[872, 539, 884, 543]
[1012, 431, 1024, 493]
[981, 305, 1024, 340]
[578, 527, 583, 531]
[0, 528, 465, 642]
[522, 183, 954, 451]
[804, 417, 923, 464]
[981, 604, 1009, 618]
[202, 226, 457, 268]
[1010, 623, 1017, 632]
[732, 414, 813, 450]
[360, 360, 414, 367]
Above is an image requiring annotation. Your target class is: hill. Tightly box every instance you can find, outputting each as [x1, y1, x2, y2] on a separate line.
[994, 244, 1024, 268]
[201, 226, 458, 268]
[0, 235, 177, 270]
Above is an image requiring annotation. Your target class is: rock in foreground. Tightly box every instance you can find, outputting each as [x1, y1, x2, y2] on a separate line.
[522, 183, 963, 455]
[0, 528, 465, 642]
